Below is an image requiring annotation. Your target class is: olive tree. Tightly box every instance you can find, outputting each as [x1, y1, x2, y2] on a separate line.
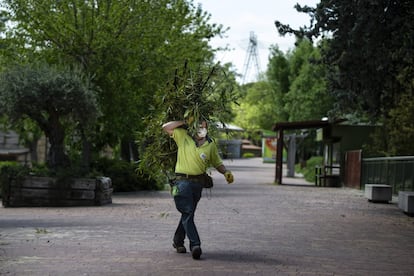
[0, 63, 99, 170]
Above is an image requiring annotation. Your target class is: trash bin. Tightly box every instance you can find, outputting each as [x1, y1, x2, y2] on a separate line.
[218, 139, 242, 159]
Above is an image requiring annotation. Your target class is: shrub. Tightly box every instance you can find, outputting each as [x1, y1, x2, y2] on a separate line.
[243, 152, 256, 158]
[297, 156, 324, 183]
[0, 162, 30, 199]
[92, 158, 160, 192]
[0, 158, 160, 197]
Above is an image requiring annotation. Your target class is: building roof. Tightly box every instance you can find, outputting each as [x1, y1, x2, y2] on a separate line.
[272, 119, 347, 131]
[0, 148, 29, 156]
[216, 122, 244, 132]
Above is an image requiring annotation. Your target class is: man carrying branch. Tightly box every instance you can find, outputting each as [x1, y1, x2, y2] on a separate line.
[162, 119, 234, 260]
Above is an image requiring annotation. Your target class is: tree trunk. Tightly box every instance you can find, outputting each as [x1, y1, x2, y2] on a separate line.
[46, 123, 70, 169]
[28, 139, 38, 163]
[81, 128, 91, 173]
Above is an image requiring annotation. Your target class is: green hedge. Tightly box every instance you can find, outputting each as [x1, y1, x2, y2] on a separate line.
[91, 158, 160, 192]
[0, 162, 29, 199]
[242, 152, 256, 158]
[295, 156, 324, 183]
[0, 159, 160, 196]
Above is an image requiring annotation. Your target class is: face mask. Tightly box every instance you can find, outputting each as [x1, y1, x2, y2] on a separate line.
[197, 127, 207, 138]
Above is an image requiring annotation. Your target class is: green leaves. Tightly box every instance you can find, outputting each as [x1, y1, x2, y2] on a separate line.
[161, 61, 236, 134]
[1, 0, 230, 159]
[0, 62, 99, 168]
[0, 62, 99, 125]
[277, 0, 414, 123]
[235, 40, 330, 132]
[273, 0, 414, 155]
[136, 61, 237, 184]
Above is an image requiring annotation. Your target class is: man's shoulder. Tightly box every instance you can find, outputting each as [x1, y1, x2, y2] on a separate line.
[174, 128, 186, 134]
[173, 127, 189, 140]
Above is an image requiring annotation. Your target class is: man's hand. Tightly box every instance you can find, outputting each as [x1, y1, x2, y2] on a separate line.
[224, 171, 234, 184]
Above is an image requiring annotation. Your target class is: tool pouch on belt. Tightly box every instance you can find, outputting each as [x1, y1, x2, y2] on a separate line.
[201, 174, 214, 189]
[174, 173, 213, 189]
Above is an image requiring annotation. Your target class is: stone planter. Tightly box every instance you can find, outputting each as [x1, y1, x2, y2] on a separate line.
[2, 176, 112, 207]
[398, 191, 414, 216]
[364, 184, 392, 203]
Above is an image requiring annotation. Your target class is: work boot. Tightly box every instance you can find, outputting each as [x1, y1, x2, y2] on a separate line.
[191, 245, 202, 260]
[173, 242, 186, 253]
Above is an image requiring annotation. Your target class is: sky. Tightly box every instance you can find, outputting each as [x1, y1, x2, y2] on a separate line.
[195, 0, 319, 83]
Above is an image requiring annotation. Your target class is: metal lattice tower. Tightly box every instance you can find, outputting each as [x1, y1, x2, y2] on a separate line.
[242, 31, 261, 84]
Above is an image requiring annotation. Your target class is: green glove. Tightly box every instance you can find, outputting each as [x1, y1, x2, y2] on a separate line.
[224, 171, 234, 184]
[171, 185, 179, 196]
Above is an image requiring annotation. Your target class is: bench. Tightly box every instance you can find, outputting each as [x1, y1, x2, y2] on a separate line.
[398, 191, 414, 216]
[315, 165, 341, 187]
[364, 184, 392, 203]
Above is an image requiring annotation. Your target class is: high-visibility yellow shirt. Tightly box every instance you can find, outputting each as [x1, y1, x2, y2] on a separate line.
[172, 128, 223, 175]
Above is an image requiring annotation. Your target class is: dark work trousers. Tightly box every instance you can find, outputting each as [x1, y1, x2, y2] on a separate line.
[173, 178, 203, 249]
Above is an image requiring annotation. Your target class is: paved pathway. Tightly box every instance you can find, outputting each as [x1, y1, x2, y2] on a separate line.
[1, 158, 414, 275]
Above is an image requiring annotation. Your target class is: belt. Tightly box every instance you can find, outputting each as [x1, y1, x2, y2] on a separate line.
[175, 173, 205, 179]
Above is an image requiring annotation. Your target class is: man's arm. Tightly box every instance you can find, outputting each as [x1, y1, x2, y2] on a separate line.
[162, 121, 186, 135]
[216, 164, 234, 184]
[216, 164, 227, 174]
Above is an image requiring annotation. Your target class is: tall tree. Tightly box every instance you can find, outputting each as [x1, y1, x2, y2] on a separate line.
[0, 0, 227, 161]
[235, 39, 330, 130]
[0, 9, 12, 68]
[266, 46, 290, 122]
[386, 92, 414, 155]
[276, 0, 414, 155]
[233, 81, 275, 131]
[284, 39, 331, 121]
[275, 0, 414, 122]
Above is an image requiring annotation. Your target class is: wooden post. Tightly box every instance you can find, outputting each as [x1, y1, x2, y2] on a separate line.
[275, 129, 283, 184]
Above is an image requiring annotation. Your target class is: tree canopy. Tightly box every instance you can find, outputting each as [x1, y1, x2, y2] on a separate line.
[0, 0, 231, 163]
[234, 39, 331, 132]
[275, 0, 414, 122]
[0, 62, 99, 169]
[275, 0, 414, 155]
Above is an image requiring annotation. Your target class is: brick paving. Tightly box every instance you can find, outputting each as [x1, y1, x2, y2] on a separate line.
[1, 158, 414, 275]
